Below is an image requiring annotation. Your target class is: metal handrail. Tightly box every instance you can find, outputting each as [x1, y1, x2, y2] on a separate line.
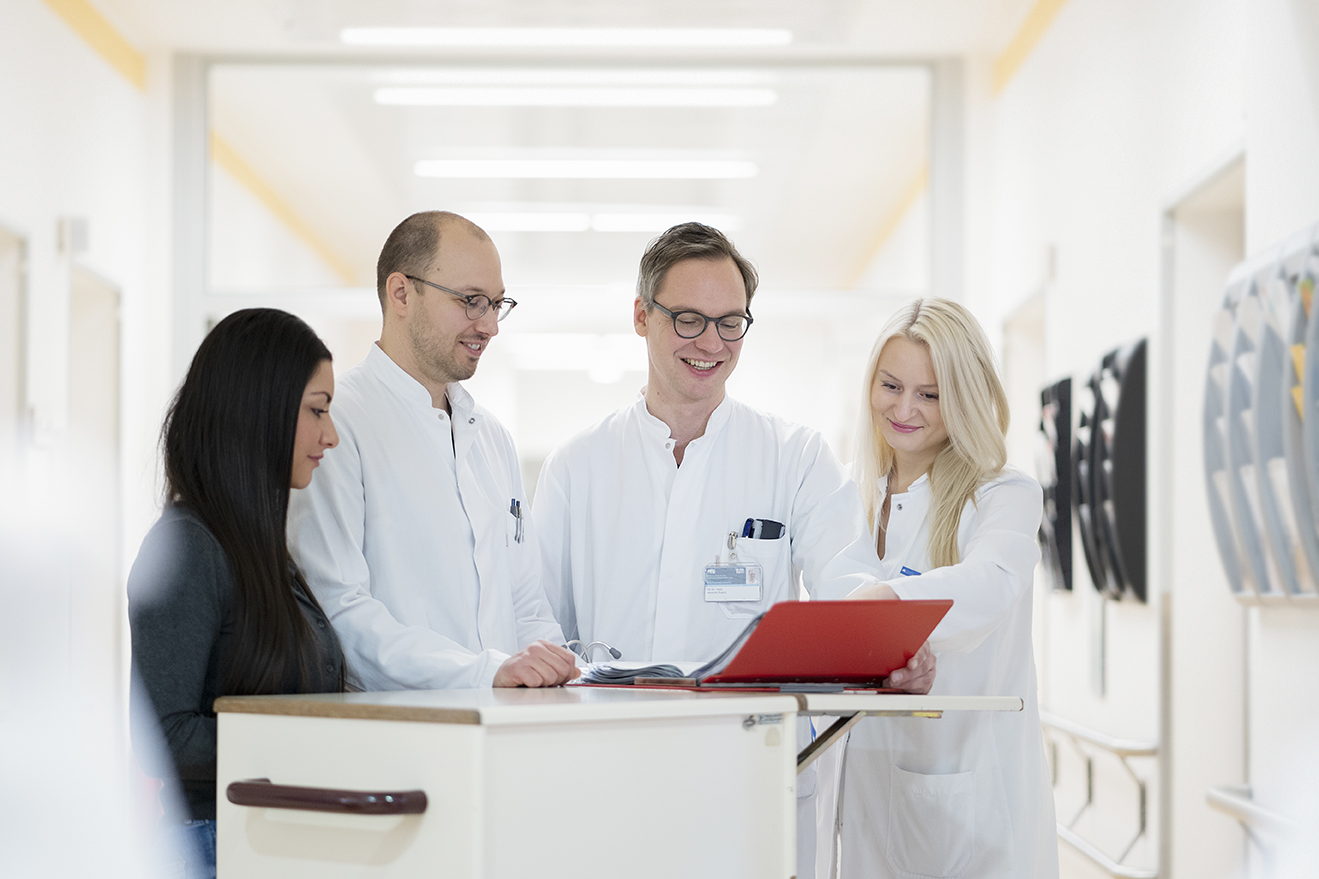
[1056, 825, 1157, 879]
[1040, 711, 1158, 757]
[1206, 784, 1297, 837]
[1041, 712, 1159, 878]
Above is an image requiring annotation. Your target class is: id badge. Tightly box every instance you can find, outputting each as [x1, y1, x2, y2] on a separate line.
[704, 563, 763, 602]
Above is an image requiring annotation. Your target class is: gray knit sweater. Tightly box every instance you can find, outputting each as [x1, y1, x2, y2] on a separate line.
[128, 505, 343, 821]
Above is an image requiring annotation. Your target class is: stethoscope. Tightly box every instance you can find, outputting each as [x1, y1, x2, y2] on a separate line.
[564, 639, 622, 663]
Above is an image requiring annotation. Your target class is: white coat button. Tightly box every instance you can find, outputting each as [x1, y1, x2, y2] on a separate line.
[469, 417, 475, 424]
[438, 412, 447, 420]
[665, 442, 673, 450]
[896, 503, 903, 511]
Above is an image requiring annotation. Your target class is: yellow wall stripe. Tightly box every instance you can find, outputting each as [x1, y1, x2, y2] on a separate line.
[210, 134, 356, 285]
[1292, 344, 1306, 420]
[848, 163, 928, 288]
[993, 0, 1070, 95]
[43, 0, 146, 91]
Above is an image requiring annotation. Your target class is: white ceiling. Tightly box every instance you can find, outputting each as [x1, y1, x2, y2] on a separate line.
[208, 61, 931, 290]
[94, 0, 1034, 300]
[101, 1, 1033, 56]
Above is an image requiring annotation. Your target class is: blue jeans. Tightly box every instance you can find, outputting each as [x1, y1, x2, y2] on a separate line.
[162, 819, 216, 879]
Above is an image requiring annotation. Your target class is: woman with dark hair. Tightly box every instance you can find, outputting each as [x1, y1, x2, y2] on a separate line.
[128, 308, 346, 878]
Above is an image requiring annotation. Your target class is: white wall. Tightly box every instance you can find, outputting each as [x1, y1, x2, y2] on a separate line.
[209, 166, 345, 289]
[975, 0, 1317, 876]
[0, 1, 172, 729]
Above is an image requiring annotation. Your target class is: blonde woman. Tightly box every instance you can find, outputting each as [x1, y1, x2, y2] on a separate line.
[831, 298, 1057, 878]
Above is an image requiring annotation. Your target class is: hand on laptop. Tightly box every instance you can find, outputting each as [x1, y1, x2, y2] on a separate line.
[883, 641, 936, 694]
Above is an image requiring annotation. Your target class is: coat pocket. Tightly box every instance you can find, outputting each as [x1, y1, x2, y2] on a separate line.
[885, 764, 976, 878]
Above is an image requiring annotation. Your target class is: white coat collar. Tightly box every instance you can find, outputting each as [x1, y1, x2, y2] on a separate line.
[632, 391, 735, 445]
[878, 470, 930, 501]
[363, 343, 477, 423]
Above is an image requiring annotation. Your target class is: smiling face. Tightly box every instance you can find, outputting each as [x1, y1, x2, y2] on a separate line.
[404, 230, 505, 386]
[291, 359, 338, 490]
[870, 335, 949, 476]
[635, 256, 748, 412]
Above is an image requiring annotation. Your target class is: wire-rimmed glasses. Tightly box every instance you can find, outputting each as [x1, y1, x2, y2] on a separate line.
[405, 274, 518, 321]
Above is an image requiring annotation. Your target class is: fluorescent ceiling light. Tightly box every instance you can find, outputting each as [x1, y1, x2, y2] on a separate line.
[342, 27, 792, 48]
[464, 212, 591, 232]
[373, 69, 773, 87]
[375, 87, 776, 108]
[460, 212, 743, 232]
[591, 213, 743, 232]
[415, 159, 758, 179]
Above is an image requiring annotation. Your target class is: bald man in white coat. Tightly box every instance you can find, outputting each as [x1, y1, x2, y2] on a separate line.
[289, 211, 578, 692]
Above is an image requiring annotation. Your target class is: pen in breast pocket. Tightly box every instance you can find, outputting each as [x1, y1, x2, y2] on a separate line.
[510, 499, 524, 543]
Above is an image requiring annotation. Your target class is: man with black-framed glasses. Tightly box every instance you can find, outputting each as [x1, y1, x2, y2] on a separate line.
[289, 211, 578, 693]
[533, 222, 936, 879]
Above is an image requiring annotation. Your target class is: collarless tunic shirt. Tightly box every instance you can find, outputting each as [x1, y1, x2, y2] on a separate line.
[535, 392, 891, 879]
[533, 392, 883, 663]
[834, 465, 1059, 879]
[288, 344, 563, 691]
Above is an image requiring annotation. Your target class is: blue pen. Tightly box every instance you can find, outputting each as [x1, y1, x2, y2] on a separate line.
[741, 518, 754, 538]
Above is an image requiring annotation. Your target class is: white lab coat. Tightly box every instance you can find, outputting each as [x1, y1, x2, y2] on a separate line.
[534, 392, 883, 661]
[288, 344, 564, 691]
[534, 393, 885, 879]
[822, 465, 1058, 879]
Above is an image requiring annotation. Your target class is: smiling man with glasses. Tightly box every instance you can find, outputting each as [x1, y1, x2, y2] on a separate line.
[289, 210, 578, 693]
[532, 222, 936, 878]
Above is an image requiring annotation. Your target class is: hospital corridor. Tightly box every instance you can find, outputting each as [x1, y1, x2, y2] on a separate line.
[1, 0, 1318, 877]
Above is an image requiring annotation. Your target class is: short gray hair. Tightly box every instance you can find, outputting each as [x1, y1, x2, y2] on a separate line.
[636, 222, 759, 310]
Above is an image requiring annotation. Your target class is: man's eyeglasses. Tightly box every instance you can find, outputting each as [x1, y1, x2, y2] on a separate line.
[405, 275, 518, 322]
[651, 301, 753, 341]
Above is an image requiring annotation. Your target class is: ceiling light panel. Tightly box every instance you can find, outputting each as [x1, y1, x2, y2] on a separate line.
[591, 213, 743, 232]
[464, 213, 591, 232]
[372, 69, 775, 87]
[375, 87, 776, 108]
[414, 159, 758, 179]
[341, 27, 793, 48]
[458, 212, 743, 233]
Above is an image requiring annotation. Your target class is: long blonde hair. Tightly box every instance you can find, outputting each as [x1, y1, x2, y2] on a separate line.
[853, 298, 1009, 568]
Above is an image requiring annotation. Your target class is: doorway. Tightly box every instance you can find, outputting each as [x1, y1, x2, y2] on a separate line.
[0, 225, 24, 459]
[1159, 156, 1245, 879]
[67, 266, 124, 720]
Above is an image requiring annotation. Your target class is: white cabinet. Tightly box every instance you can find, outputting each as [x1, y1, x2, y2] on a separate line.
[216, 688, 801, 879]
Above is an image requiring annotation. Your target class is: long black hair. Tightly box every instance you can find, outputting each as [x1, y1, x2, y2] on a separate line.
[162, 308, 341, 695]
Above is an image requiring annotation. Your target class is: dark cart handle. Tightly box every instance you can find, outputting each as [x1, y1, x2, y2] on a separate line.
[226, 778, 428, 815]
